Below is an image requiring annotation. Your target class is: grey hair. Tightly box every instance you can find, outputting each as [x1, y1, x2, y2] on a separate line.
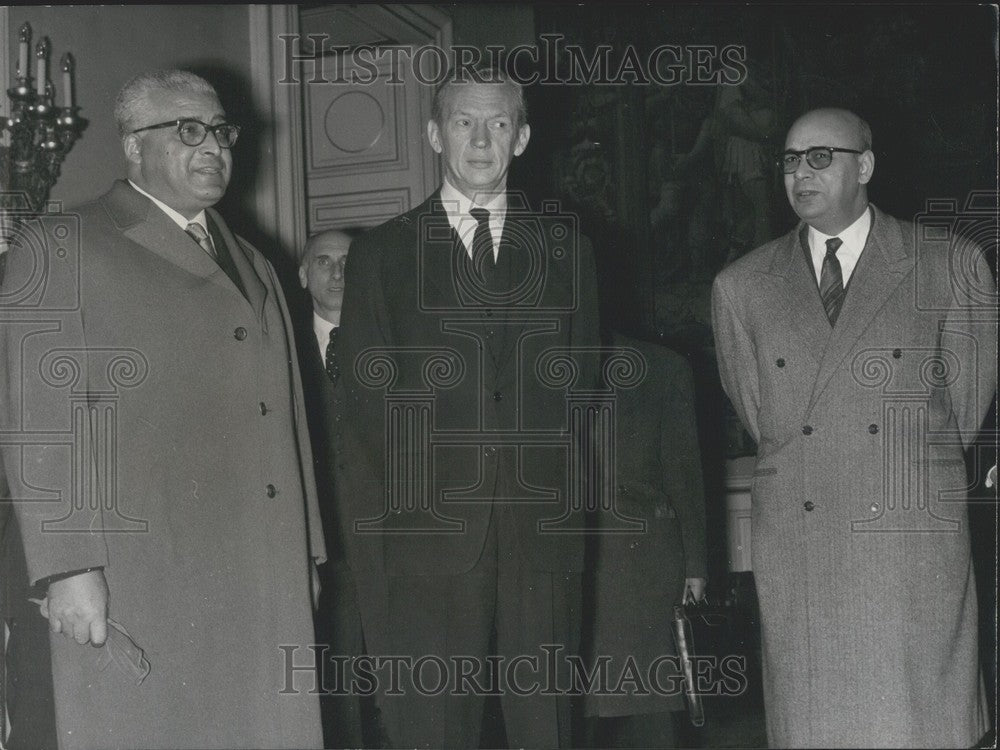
[114, 70, 218, 138]
[431, 67, 527, 129]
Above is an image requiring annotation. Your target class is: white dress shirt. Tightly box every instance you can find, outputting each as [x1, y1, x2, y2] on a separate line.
[312, 311, 337, 362]
[808, 205, 872, 286]
[129, 179, 209, 236]
[438, 178, 506, 261]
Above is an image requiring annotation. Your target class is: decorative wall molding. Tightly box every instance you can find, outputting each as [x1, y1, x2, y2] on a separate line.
[248, 5, 306, 261]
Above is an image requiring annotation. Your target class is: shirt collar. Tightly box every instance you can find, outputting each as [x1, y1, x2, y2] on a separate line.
[128, 179, 208, 233]
[808, 204, 871, 257]
[439, 178, 507, 259]
[438, 177, 508, 219]
[312, 311, 337, 359]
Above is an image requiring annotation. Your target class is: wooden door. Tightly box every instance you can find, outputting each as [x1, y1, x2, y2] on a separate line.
[302, 48, 438, 233]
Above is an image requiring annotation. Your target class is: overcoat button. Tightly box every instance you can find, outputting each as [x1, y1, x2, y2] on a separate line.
[803, 501, 815, 511]
[265, 484, 277, 498]
[870, 503, 880, 512]
[868, 424, 879, 434]
[234, 327, 248, 341]
[776, 358, 785, 368]
[892, 348, 902, 359]
[493, 391, 502, 402]
[802, 425, 813, 435]
[484, 446, 497, 457]
[259, 402, 268, 415]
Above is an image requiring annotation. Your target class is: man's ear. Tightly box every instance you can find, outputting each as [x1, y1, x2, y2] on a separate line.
[858, 149, 875, 185]
[426, 119, 443, 154]
[123, 134, 143, 166]
[513, 123, 531, 157]
[297, 265, 308, 290]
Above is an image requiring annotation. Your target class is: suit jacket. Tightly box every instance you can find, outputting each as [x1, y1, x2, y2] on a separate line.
[297, 321, 349, 565]
[712, 205, 996, 748]
[585, 333, 707, 717]
[338, 190, 601, 579]
[0, 181, 324, 749]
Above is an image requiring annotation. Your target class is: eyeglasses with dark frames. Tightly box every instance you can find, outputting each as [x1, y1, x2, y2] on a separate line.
[131, 118, 241, 148]
[777, 146, 864, 174]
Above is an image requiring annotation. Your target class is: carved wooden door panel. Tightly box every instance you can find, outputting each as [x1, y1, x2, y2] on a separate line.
[303, 48, 438, 232]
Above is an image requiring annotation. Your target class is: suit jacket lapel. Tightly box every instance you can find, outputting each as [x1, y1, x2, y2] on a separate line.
[417, 199, 465, 311]
[490, 213, 534, 371]
[807, 205, 914, 411]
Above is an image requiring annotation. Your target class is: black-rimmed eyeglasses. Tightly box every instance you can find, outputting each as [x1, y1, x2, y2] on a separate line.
[778, 146, 864, 174]
[131, 118, 241, 148]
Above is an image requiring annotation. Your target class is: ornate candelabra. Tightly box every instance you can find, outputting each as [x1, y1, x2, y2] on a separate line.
[1, 22, 84, 235]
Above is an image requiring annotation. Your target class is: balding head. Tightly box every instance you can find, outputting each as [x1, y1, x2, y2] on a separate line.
[783, 108, 875, 234]
[299, 230, 352, 323]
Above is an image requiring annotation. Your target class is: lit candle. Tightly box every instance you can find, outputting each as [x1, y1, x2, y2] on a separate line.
[61, 54, 74, 108]
[18, 23, 31, 79]
[36, 38, 50, 97]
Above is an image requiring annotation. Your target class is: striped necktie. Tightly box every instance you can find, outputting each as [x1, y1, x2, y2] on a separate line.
[185, 221, 217, 260]
[820, 236, 844, 326]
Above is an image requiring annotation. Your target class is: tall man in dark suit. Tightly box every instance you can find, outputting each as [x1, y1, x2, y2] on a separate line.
[712, 108, 996, 747]
[0, 70, 325, 749]
[338, 69, 601, 748]
[296, 229, 371, 748]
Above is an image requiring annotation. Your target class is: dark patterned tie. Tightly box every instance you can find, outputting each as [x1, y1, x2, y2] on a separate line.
[325, 327, 339, 384]
[469, 207, 494, 281]
[185, 221, 217, 260]
[820, 237, 845, 326]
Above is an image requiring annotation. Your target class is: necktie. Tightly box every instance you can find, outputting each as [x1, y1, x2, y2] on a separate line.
[185, 221, 217, 260]
[469, 207, 494, 273]
[325, 327, 340, 384]
[820, 236, 845, 326]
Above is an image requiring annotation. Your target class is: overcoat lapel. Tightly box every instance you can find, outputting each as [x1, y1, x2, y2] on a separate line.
[207, 207, 269, 319]
[806, 206, 914, 412]
[101, 181, 258, 309]
[766, 225, 832, 367]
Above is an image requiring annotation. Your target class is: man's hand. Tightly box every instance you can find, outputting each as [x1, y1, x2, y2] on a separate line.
[45, 569, 109, 646]
[683, 577, 707, 604]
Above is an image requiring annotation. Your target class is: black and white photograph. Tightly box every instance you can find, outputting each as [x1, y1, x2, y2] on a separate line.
[1, 4, 997, 749]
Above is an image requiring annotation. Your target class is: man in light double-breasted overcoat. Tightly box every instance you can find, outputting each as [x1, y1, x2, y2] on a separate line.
[712, 108, 996, 748]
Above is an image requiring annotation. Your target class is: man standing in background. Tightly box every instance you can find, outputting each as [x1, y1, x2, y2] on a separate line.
[296, 229, 377, 749]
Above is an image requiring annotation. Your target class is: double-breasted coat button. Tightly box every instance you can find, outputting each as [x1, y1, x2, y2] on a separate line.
[258, 402, 268, 415]
[802, 425, 813, 435]
[483, 446, 497, 457]
[265, 484, 277, 498]
[493, 391, 503, 402]
[868, 424, 879, 434]
[234, 327, 248, 341]
[803, 501, 815, 511]
[892, 348, 902, 359]
[776, 358, 785, 368]
[870, 503, 880, 512]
